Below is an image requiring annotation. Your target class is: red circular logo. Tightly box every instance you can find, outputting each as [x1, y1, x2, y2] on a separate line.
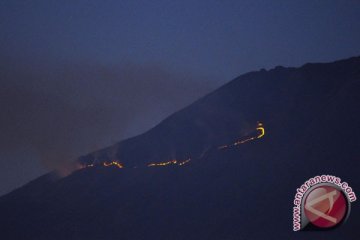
[304, 185, 348, 228]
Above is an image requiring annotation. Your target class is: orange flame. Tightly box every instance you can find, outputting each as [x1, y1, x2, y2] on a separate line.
[81, 122, 265, 170]
[103, 161, 124, 168]
[148, 158, 191, 167]
[218, 122, 265, 150]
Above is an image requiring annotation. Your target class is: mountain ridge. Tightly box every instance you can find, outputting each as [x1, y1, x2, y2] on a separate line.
[1, 55, 360, 239]
[78, 55, 360, 168]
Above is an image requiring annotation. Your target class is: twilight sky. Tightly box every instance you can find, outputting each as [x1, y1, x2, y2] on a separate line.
[1, 0, 360, 196]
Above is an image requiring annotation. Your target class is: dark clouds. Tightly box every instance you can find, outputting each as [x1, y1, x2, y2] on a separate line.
[0, 57, 218, 194]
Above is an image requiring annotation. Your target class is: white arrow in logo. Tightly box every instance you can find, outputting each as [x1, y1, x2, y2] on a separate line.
[305, 190, 338, 223]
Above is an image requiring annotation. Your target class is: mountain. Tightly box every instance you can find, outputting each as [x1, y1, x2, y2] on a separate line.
[1, 56, 360, 239]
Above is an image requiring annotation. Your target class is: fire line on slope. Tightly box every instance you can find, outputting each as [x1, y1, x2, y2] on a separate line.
[81, 122, 265, 170]
[218, 122, 265, 150]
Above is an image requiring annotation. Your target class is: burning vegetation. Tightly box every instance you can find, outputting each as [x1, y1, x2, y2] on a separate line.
[81, 122, 265, 170]
[103, 161, 124, 168]
[148, 158, 191, 167]
[218, 122, 265, 150]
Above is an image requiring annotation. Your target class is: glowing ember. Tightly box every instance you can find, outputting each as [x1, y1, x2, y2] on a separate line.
[81, 163, 94, 169]
[218, 122, 265, 150]
[178, 158, 191, 166]
[256, 122, 265, 138]
[81, 122, 265, 170]
[148, 158, 191, 167]
[148, 159, 176, 167]
[103, 161, 124, 168]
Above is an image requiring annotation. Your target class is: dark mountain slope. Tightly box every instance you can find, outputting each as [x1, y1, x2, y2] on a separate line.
[78, 57, 360, 168]
[0, 56, 359, 239]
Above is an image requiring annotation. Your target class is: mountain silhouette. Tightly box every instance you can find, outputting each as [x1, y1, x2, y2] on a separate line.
[1, 56, 359, 239]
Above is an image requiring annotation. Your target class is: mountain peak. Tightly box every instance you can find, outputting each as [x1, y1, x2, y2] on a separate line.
[1, 56, 359, 239]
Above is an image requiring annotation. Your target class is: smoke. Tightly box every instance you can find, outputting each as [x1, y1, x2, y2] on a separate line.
[0, 57, 219, 174]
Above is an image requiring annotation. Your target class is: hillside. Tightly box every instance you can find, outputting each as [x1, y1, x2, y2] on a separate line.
[1, 56, 359, 239]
